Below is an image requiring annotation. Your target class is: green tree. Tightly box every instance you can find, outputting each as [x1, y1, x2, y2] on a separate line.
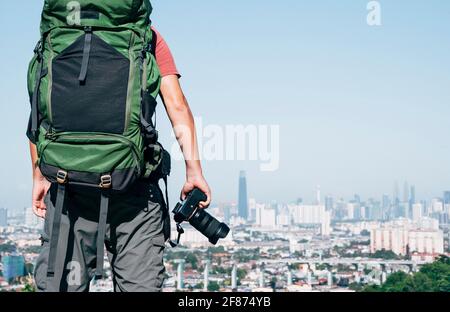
[362, 285, 381, 292]
[349, 282, 364, 292]
[237, 268, 247, 280]
[186, 253, 198, 270]
[412, 272, 433, 292]
[363, 256, 450, 292]
[379, 271, 411, 292]
[370, 249, 400, 260]
[420, 256, 450, 292]
[207, 246, 225, 254]
[208, 281, 220, 292]
[23, 283, 36, 292]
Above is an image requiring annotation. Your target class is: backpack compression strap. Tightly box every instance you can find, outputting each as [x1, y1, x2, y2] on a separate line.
[31, 41, 48, 142]
[46, 172, 111, 280]
[47, 171, 68, 278]
[95, 175, 112, 280]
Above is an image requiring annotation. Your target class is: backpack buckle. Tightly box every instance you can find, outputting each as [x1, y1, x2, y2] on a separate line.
[34, 40, 43, 59]
[56, 170, 68, 185]
[100, 175, 112, 189]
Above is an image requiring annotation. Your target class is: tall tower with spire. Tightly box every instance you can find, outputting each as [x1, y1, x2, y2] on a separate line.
[315, 185, 321, 205]
[238, 171, 248, 220]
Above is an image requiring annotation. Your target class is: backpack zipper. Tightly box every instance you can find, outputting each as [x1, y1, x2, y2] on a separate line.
[124, 32, 136, 132]
[46, 35, 54, 124]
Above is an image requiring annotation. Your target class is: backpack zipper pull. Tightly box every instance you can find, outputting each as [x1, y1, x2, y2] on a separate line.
[45, 127, 57, 140]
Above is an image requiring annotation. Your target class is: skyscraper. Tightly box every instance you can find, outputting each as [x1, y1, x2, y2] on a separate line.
[315, 185, 321, 205]
[393, 181, 400, 218]
[403, 181, 410, 203]
[412, 203, 423, 222]
[25, 206, 43, 228]
[324, 196, 334, 211]
[410, 185, 416, 206]
[443, 191, 450, 205]
[2, 254, 25, 282]
[382, 194, 390, 220]
[0, 208, 7, 227]
[238, 171, 248, 220]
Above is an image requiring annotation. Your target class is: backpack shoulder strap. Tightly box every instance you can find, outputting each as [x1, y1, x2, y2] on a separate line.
[150, 28, 157, 56]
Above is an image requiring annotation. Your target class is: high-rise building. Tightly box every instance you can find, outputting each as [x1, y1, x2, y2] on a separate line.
[0, 208, 7, 227]
[287, 204, 331, 235]
[324, 196, 334, 211]
[444, 191, 450, 204]
[223, 205, 232, 224]
[412, 203, 423, 222]
[248, 198, 257, 222]
[443, 192, 450, 216]
[315, 185, 321, 205]
[2, 254, 25, 282]
[410, 185, 416, 205]
[400, 202, 410, 219]
[431, 198, 444, 213]
[276, 205, 290, 226]
[403, 181, 410, 203]
[368, 201, 382, 221]
[238, 171, 248, 220]
[382, 194, 390, 220]
[370, 219, 444, 256]
[255, 204, 277, 228]
[25, 207, 43, 228]
[347, 203, 356, 220]
[393, 181, 400, 218]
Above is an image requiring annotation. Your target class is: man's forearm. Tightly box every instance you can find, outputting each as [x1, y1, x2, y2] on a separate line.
[30, 141, 38, 174]
[160, 75, 203, 176]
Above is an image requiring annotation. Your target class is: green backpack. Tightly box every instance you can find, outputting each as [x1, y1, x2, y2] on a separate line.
[27, 0, 169, 279]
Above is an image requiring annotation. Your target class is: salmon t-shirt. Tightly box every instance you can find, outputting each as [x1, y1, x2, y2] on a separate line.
[151, 27, 180, 78]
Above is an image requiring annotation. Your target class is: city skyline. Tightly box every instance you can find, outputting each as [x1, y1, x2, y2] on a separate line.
[1, 166, 448, 292]
[2, 177, 450, 212]
[1, 1, 450, 210]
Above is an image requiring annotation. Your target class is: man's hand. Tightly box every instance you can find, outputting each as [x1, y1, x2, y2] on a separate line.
[32, 167, 51, 218]
[181, 172, 211, 209]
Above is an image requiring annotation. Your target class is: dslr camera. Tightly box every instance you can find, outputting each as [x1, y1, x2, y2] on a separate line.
[172, 188, 230, 245]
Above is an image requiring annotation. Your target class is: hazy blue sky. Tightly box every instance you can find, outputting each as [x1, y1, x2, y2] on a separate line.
[1, 1, 450, 211]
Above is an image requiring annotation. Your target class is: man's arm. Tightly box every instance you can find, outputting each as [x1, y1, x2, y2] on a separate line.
[160, 75, 211, 208]
[29, 142, 51, 218]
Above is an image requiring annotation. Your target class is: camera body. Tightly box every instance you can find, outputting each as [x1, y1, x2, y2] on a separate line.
[173, 188, 207, 223]
[172, 188, 230, 245]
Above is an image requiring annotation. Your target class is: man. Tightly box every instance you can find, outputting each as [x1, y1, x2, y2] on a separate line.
[28, 27, 211, 292]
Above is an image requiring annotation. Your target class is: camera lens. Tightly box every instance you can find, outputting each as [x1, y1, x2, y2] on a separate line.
[189, 209, 230, 245]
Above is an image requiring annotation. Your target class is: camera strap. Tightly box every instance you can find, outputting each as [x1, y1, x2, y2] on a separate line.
[161, 176, 183, 248]
[168, 223, 184, 248]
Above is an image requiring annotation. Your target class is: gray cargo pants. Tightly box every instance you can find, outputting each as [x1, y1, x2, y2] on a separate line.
[34, 180, 170, 292]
